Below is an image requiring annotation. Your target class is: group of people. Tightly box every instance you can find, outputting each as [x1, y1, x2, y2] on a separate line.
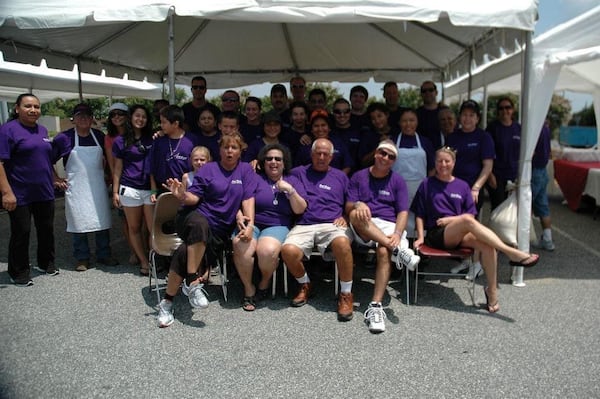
[1, 76, 550, 334]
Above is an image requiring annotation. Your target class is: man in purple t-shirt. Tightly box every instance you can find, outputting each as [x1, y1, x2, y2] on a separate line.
[345, 141, 420, 333]
[281, 138, 355, 322]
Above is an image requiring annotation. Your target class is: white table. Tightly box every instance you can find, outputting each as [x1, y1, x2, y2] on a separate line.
[583, 168, 600, 204]
[560, 147, 600, 162]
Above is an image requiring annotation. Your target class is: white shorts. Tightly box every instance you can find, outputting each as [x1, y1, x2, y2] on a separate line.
[283, 223, 353, 262]
[118, 185, 153, 207]
[350, 217, 408, 249]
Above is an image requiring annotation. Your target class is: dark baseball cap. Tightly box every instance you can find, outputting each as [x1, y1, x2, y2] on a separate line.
[263, 110, 282, 124]
[72, 103, 93, 117]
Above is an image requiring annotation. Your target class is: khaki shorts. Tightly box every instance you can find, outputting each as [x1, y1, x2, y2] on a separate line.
[283, 223, 352, 262]
[350, 217, 409, 249]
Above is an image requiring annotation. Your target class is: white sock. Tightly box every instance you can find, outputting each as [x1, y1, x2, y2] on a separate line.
[370, 301, 382, 307]
[340, 280, 353, 293]
[543, 228, 552, 241]
[296, 273, 310, 284]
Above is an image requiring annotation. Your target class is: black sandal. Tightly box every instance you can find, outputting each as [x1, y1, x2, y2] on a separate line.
[255, 288, 270, 301]
[242, 296, 256, 312]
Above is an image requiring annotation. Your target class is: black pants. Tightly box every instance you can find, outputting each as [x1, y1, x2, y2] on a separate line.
[8, 200, 55, 281]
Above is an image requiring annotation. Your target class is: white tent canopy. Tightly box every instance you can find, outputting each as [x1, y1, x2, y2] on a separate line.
[444, 5, 600, 139]
[0, 51, 163, 103]
[0, 1, 537, 89]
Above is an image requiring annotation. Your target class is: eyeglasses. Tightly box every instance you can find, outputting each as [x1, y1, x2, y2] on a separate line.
[377, 149, 397, 160]
[333, 109, 351, 115]
[291, 84, 305, 89]
[421, 87, 436, 94]
[498, 105, 513, 110]
[191, 85, 206, 90]
[110, 111, 127, 118]
[265, 156, 283, 162]
[222, 98, 239, 103]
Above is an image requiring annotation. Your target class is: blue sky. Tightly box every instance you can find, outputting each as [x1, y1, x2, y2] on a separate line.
[207, 1, 598, 111]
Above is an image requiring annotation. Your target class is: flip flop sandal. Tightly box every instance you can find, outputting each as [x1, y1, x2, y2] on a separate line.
[242, 296, 256, 312]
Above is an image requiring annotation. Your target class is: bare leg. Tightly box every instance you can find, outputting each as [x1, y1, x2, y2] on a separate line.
[256, 237, 281, 290]
[281, 243, 306, 279]
[330, 236, 353, 283]
[233, 236, 257, 297]
[372, 246, 392, 303]
[123, 206, 149, 271]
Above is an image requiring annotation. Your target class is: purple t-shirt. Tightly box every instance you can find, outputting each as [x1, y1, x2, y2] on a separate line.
[411, 176, 476, 231]
[52, 128, 106, 165]
[486, 120, 521, 181]
[149, 134, 195, 186]
[290, 165, 349, 225]
[416, 106, 441, 148]
[347, 168, 409, 223]
[254, 174, 306, 228]
[532, 125, 551, 169]
[0, 120, 54, 205]
[446, 128, 495, 187]
[294, 135, 353, 171]
[189, 161, 257, 237]
[191, 131, 221, 162]
[240, 122, 263, 146]
[331, 125, 362, 169]
[112, 135, 153, 189]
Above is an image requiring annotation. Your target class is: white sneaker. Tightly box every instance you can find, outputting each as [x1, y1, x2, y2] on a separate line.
[364, 302, 387, 333]
[392, 247, 421, 271]
[537, 236, 555, 251]
[157, 299, 174, 328]
[182, 281, 209, 309]
[450, 260, 470, 274]
[465, 262, 483, 281]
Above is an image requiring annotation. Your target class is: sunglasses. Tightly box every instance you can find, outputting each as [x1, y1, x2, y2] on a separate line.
[377, 149, 397, 160]
[439, 145, 457, 154]
[265, 156, 283, 162]
[333, 109, 351, 115]
[498, 105, 513, 110]
[421, 87, 436, 93]
[222, 98, 239, 103]
[191, 85, 206, 90]
[291, 84, 305, 89]
[110, 111, 127, 118]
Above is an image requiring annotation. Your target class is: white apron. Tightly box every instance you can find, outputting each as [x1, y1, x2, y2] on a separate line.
[65, 130, 111, 233]
[392, 133, 427, 237]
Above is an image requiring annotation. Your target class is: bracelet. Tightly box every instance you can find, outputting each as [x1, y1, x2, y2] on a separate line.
[150, 189, 158, 194]
[354, 201, 364, 209]
[285, 188, 296, 197]
[393, 230, 403, 236]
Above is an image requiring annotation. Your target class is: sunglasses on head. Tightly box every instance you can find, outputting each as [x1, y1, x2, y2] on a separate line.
[191, 85, 206, 90]
[377, 149, 396, 160]
[265, 156, 283, 162]
[439, 145, 457, 154]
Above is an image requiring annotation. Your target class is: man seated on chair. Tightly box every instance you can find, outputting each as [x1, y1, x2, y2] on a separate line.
[345, 140, 420, 333]
[157, 134, 256, 328]
[281, 138, 355, 322]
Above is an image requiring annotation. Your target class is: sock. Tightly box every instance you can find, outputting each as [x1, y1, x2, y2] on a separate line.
[543, 228, 552, 241]
[185, 273, 199, 286]
[370, 301, 382, 307]
[296, 273, 310, 284]
[340, 280, 353, 293]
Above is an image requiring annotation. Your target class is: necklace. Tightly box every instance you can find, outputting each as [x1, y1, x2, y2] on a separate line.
[271, 184, 280, 205]
[167, 134, 184, 161]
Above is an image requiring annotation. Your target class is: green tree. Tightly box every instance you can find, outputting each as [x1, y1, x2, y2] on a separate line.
[547, 93, 572, 136]
[569, 103, 596, 126]
[397, 87, 422, 109]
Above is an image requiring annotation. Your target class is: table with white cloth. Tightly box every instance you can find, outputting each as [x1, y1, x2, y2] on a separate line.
[553, 159, 600, 211]
[583, 168, 600, 219]
[559, 147, 600, 162]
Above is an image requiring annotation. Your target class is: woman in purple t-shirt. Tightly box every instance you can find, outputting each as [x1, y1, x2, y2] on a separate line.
[1, 93, 59, 285]
[412, 147, 540, 313]
[112, 104, 154, 276]
[233, 143, 307, 311]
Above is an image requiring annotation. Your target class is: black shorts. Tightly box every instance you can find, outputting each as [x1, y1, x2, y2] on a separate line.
[425, 225, 449, 250]
[170, 210, 211, 278]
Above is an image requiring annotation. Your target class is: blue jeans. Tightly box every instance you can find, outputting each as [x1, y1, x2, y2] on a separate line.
[72, 229, 111, 261]
[531, 167, 550, 218]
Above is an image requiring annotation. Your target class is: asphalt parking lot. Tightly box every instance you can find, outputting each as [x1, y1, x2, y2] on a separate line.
[1, 190, 600, 398]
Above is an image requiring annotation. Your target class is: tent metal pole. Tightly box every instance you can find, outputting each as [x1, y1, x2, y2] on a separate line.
[513, 30, 534, 287]
[482, 85, 488, 128]
[168, 7, 175, 104]
[77, 59, 83, 102]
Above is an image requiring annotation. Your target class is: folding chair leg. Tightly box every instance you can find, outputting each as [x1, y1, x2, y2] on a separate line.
[149, 250, 164, 306]
[271, 267, 277, 299]
[283, 263, 288, 296]
[334, 262, 339, 296]
[405, 264, 410, 305]
[219, 253, 228, 302]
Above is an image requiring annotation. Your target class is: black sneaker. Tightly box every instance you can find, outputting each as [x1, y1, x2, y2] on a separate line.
[34, 265, 60, 276]
[10, 277, 34, 287]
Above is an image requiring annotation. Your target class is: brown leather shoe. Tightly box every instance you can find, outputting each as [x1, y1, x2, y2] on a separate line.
[337, 292, 354, 321]
[291, 282, 312, 307]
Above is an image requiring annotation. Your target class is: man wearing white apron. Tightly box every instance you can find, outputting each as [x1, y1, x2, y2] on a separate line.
[392, 133, 429, 238]
[53, 103, 115, 271]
